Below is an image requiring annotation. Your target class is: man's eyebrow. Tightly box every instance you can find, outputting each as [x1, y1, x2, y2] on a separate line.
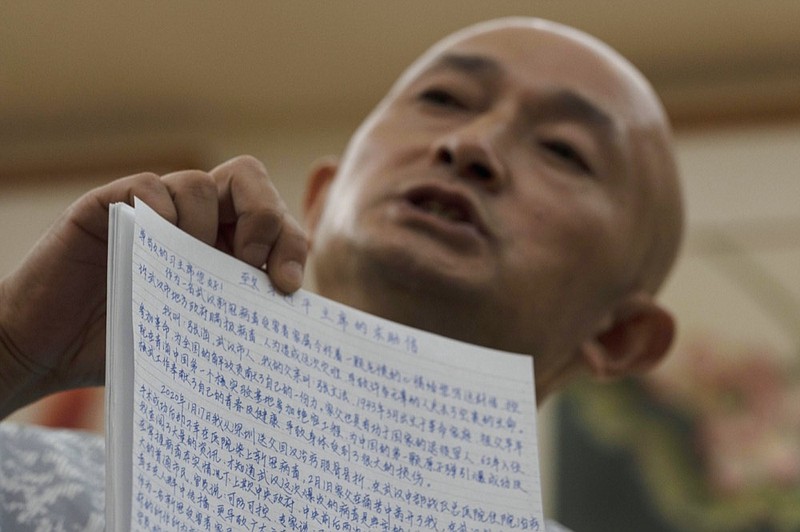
[425, 52, 502, 77]
[538, 89, 614, 129]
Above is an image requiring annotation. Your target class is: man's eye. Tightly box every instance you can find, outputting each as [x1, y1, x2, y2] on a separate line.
[419, 88, 464, 109]
[540, 140, 593, 175]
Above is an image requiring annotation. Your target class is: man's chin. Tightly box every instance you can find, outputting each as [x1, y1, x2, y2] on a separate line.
[359, 238, 492, 300]
[313, 227, 496, 317]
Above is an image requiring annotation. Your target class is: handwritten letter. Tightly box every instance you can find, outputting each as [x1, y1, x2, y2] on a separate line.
[125, 199, 543, 531]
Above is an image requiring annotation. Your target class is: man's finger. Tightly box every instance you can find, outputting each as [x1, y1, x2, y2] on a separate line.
[210, 155, 309, 291]
[160, 170, 220, 247]
[70, 173, 177, 242]
[265, 215, 308, 293]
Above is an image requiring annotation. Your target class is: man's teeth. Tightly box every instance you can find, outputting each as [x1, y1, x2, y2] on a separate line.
[420, 199, 463, 221]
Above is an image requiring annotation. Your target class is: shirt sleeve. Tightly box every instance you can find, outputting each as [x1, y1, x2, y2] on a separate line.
[0, 422, 105, 531]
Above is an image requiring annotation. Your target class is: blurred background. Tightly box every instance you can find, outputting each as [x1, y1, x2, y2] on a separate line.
[3, 2, 800, 530]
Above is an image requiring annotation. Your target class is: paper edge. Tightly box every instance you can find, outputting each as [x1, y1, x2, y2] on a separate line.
[105, 202, 136, 532]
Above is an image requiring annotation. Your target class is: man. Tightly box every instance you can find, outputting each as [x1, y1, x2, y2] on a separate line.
[0, 17, 682, 530]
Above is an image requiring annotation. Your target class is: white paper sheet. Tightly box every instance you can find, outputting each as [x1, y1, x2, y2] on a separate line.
[108, 199, 543, 531]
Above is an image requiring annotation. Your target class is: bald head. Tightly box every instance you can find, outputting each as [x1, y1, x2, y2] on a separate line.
[305, 17, 684, 397]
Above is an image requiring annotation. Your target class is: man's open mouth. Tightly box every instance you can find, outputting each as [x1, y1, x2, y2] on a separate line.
[413, 198, 469, 222]
[404, 186, 488, 236]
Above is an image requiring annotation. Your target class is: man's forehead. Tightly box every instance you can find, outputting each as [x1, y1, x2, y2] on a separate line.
[428, 20, 605, 70]
[403, 19, 663, 127]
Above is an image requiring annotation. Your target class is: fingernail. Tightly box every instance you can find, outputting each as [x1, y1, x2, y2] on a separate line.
[281, 260, 304, 289]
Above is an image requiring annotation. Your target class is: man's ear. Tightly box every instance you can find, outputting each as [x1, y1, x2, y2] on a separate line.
[303, 157, 339, 236]
[581, 294, 675, 380]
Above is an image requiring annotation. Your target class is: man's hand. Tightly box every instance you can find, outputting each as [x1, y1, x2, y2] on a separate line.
[0, 155, 308, 419]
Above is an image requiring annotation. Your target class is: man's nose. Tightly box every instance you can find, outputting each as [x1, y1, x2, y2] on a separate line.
[432, 115, 508, 190]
